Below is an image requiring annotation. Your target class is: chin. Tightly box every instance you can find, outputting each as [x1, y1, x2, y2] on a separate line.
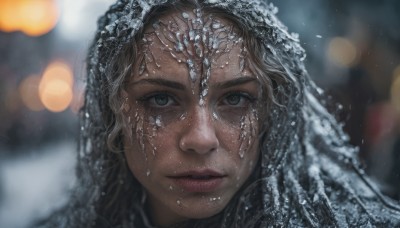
[174, 196, 229, 220]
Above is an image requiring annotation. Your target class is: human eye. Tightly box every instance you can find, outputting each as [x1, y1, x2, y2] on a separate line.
[216, 91, 257, 124]
[220, 92, 256, 107]
[138, 92, 178, 108]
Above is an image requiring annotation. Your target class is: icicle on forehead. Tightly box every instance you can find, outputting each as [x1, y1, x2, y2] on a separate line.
[138, 7, 246, 104]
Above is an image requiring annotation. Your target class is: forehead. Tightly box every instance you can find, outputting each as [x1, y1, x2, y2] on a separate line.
[133, 9, 252, 84]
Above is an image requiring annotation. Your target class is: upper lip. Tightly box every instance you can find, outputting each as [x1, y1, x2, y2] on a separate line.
[169, 169, 226, 178]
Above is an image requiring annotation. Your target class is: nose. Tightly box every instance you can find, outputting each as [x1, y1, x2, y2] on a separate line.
[179, 107, 219, 154]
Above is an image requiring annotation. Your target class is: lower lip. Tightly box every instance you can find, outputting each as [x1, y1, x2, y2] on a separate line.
[171, 177, 224, 193]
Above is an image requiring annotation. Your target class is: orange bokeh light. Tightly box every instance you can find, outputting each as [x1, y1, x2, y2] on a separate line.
[327, 37, 359, 68]
[39, 61, 74, 112]
[0, 0, 59, 36]
[19, 75, 45, 111]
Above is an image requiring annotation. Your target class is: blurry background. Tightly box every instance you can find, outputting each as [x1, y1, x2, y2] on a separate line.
[0, 0, 399, 227]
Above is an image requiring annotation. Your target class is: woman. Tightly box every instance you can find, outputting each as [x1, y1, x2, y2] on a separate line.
[40, 0, 400, 227]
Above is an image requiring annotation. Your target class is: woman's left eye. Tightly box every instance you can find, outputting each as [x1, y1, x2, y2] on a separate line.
[221, 93, 254, 107]
[153, 94, 171, 106]
[139, 93, 177, 107]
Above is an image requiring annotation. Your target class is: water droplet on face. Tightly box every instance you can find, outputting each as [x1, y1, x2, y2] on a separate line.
[199, 98, 205, 106]
[146, 170, 151, 176]
[182, 12, 189, 19]
[175, 42, 184, 52]
[209, 196, 221, 202]
[239, 59, 245, 72]
[212, 112, 218, 120]
[179, 113, 187, 120]
[201, 88, 208, 97]
[85, 112, 89, 118]
[139, 63, 145, 75]
[176, 200, 181, 205]
[169, 185, 173, 190]
[212, 23, 221, 29]
[155, 115, 162, 127]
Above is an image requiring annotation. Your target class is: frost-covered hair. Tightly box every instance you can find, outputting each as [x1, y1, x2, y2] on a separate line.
[39, 0, 400, 227]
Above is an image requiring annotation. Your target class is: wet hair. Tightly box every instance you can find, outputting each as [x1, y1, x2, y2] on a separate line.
[38, 0, 400, 227]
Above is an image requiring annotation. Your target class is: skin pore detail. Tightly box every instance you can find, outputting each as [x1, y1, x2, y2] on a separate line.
[121, 8, 262, 227]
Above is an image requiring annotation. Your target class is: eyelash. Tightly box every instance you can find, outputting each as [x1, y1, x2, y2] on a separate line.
[220, 92, 256, 106]
[138, 92, 178, 108]
[137, 91, 256, 108]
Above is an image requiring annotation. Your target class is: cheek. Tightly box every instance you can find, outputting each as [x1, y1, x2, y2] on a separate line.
[216, 108, 259, 159]
[218, 113, 260, 182]
[122, 108, 182, 173]
[122, 107, 163, 178]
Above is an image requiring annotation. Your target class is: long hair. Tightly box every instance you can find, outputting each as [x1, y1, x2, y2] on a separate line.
[39, 0, 400, 227]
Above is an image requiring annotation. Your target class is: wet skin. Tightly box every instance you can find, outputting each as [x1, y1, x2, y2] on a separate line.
[123, 10, 261, 227]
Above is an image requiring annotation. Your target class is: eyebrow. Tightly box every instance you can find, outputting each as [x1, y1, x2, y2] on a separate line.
[214, 76, 258, 89]
[129, 76, 258, 90]
[130, 78, 185, 90]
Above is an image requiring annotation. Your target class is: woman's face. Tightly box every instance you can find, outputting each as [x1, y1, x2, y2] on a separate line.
[123, 10, 261, 226]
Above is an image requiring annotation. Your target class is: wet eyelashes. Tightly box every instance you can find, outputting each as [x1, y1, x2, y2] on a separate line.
[138, 91, 256, 108]
[138, 93, 178, 107]
[220, 92, 256, 107]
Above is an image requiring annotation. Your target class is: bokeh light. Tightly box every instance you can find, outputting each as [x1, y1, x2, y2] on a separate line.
[0, 0, 59, 36]
[327, 37, 358, 68]
[19, 75, 45, 111]
[39, 61, 74, 112]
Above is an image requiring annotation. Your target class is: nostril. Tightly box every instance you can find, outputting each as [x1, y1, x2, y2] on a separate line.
[179, 130, 219, 154]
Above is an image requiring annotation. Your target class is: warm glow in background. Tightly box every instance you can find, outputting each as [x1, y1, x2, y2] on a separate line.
[0, 0, 59, 37]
